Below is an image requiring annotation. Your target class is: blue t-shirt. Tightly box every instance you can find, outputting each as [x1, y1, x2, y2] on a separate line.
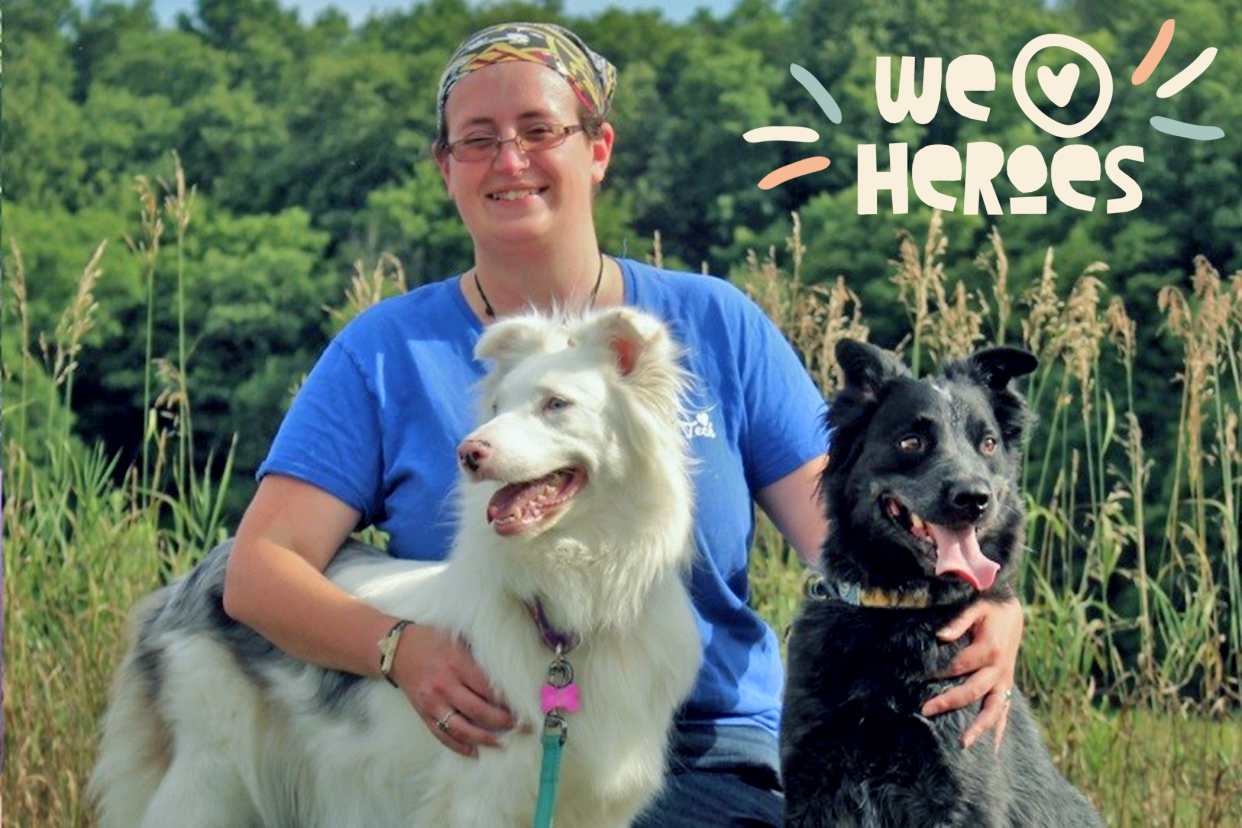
[258, 257, 827, 734]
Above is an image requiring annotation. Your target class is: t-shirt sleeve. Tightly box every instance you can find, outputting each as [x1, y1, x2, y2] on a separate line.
[256, 338, 385, 524]
[736, 295, 828, 490]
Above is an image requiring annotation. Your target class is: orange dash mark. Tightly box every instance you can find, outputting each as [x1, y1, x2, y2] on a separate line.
[1133, 20, 1175, 84]
[758, 156, 830, 190]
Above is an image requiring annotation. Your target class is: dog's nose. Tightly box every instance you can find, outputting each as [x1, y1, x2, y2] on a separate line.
[457, 439, 491, 474]
[948, 481, 990, 519]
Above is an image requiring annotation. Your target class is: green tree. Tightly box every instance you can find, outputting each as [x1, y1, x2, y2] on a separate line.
[72, 0, 161, 100]
[256, 47, 430, 235]
[4, 22, 88, 208]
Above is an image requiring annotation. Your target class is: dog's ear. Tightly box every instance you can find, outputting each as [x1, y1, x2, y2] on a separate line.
[825, 340, 907, 479]
[579, 307, 676, 378]
[474, 314, 563, 369]
[968, 347, 1038, 389]
[835, 339, 908, 396]
[577, 309, 688, 425]
[949, 346, 1038, 446]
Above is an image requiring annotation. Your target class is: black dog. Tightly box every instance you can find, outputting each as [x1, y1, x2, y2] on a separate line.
[780, 340, 1104, 828]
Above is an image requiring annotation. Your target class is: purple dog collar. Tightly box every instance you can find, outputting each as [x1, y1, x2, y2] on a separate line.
[525, 597, 580, 653]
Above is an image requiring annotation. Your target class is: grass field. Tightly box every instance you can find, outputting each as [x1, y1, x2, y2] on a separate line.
[4, 204, 1241, 825]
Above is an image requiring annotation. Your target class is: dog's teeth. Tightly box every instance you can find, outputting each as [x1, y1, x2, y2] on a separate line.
[887, 499, 901, 517]
[910, 513, 925, 531]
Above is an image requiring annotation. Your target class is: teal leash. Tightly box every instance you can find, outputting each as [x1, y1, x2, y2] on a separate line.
[531, 643, 580, 828]
[532, 712, 568, 828]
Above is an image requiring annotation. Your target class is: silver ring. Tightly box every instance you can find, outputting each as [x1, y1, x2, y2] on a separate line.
[437, 710, 458, 733]
[1003, 687, 1014, 702]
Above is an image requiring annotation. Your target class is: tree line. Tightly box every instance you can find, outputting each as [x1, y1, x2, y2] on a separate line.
[3, 0, 1240, 526]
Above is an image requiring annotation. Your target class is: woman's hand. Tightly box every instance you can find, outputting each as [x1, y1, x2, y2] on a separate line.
[389, 623, 517, 757]
[920, 596, 1024, 750]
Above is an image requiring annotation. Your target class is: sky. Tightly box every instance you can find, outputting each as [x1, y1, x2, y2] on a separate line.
[147, 0, 745, 26]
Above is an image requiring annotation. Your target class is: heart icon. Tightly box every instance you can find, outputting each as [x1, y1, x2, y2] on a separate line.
[1037, 64, 1080, 108]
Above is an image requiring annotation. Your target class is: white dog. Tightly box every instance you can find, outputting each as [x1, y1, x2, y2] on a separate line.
[90, 307, 703, 828]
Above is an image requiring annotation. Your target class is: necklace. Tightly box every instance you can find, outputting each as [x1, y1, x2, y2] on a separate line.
[473, 251, 606, 319]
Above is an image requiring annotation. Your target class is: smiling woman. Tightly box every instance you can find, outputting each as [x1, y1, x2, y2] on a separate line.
[207, 18, 1023, 828]
[434, 60, 613, 285]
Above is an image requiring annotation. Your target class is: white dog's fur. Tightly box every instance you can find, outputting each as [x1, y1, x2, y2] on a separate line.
[90, 308, 702, 828]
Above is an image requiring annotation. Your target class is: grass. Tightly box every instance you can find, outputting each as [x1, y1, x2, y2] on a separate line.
[3, 177, 1240, 825]
[1043, 705, 1241, 827]
[3, 445, 167, 826]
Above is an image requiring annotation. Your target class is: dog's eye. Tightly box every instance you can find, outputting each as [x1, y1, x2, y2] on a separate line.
[544, 396, 572, 413]
[980, 436, 998, 455]
[897, 435, 922, 453]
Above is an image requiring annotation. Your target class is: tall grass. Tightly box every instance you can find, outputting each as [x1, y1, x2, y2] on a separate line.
[127, 175, 162, 511]
[4, 191, 1240, 825]
[3, 156, 233, 828]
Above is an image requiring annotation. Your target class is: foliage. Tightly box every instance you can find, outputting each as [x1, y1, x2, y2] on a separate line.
[3, 1, 1242, 823]
[4, 0, 1241, 519]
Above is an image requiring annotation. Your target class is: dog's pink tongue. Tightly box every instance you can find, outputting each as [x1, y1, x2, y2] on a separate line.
[927, 523, 999, 590]
[487, 481, 537, 524]
[486, 472, 568, 524]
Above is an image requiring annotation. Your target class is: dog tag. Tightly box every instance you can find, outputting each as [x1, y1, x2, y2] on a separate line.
[541, 681, 581, 714]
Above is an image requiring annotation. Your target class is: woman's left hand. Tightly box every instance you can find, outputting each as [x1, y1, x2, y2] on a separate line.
[920, 596, 1024, 750]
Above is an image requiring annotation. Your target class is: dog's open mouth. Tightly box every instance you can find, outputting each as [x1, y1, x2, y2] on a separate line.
[883, 496, 999, 590]
[487, 467, 588, 536]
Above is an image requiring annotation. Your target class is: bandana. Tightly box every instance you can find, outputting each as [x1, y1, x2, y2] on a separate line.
[437, 22, 617, 136]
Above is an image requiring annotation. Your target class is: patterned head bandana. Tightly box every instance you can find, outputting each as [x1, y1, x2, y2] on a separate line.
[437, 22, 617, 137]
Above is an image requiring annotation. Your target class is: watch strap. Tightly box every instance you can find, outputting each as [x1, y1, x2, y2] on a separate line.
[378, 618, 415, 688]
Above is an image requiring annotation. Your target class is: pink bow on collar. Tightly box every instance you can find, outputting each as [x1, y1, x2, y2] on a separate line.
[540, 682, 581, 715]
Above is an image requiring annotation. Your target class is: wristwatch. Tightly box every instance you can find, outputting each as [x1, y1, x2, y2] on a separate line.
[378, 619, 415, 688]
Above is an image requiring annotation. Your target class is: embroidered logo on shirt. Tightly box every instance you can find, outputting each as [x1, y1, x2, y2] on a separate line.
[679, 407, 718, 440]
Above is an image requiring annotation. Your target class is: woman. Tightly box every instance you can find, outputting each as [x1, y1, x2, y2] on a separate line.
[222, 22, 1023, 827]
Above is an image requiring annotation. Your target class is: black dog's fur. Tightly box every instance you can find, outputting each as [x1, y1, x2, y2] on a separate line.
[780, 341, 1104, 828]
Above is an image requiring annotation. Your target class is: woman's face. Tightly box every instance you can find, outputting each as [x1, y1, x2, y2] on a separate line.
[437, 61, 613, 250]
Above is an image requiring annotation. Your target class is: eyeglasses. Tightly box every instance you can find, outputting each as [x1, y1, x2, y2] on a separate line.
[445, 123, 587, 163]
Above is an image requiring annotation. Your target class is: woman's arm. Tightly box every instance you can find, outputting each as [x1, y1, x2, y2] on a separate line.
[754, 455, 829, 566]
[223, 474, 515, 756]
[224, 475, 383, 672]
